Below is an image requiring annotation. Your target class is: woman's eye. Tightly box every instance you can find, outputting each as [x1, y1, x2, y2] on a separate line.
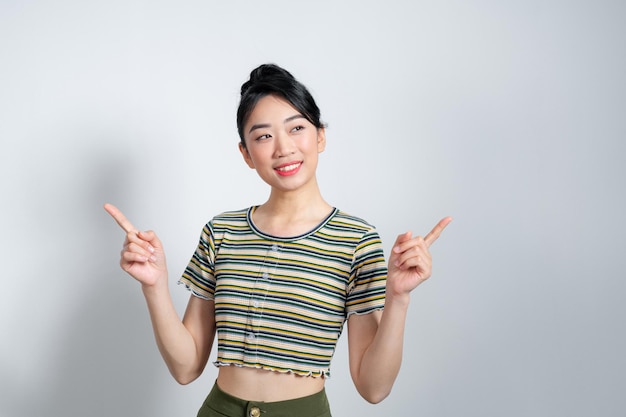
[256, 134, 271, 141]
[291, 125, 304, 133]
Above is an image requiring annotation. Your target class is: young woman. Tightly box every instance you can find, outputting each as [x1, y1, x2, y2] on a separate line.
[105, 64, 451, 417]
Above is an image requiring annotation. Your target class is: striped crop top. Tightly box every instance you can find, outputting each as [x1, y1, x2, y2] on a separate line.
[178, 207, 387, 378]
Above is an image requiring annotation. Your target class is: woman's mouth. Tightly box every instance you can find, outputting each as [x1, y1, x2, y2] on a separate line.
[275, 161, 302, 176]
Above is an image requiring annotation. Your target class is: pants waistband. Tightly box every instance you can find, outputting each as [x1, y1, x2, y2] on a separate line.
[200, 381, 331, 417]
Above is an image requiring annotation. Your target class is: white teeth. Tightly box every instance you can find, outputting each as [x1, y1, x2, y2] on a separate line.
[276, 163, 300, 172]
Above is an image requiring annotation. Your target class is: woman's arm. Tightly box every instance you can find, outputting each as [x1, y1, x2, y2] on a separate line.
[142, 287, 215, 385]
[104, 203, 216, 385]
[347, 217, 452, 403]
[347, 297, 407, 404]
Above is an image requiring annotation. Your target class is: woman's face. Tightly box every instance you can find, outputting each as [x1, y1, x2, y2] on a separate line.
[239, 94, 326, 194]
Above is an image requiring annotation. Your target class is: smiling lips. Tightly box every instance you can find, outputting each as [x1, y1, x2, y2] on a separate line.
[275, 161, 302, 176]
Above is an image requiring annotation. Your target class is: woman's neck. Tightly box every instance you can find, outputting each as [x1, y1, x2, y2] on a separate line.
[253, 187, 333, 237]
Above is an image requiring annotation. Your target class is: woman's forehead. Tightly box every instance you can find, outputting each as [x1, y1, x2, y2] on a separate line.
[246, 95, 302, 124]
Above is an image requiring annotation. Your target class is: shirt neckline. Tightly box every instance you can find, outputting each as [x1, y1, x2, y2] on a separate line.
[246, 206, 339, 241]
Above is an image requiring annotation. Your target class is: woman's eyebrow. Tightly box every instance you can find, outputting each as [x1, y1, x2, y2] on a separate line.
[248, 115, 305, 134]
[248, 123, 270, 134]
[284, 114, 305, 123]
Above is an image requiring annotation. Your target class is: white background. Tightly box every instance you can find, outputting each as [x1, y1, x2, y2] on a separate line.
[1, 1, 625, 416]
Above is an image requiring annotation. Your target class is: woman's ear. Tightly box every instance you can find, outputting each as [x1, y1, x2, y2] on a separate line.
[239, 142, 255, 168]
[317, 128, 326, 153]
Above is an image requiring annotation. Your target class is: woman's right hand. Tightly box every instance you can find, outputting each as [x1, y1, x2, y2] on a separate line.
[104, 203, 168, 288]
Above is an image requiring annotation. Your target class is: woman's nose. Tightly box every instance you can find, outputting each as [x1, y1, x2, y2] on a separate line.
[274, 133, 296, 157]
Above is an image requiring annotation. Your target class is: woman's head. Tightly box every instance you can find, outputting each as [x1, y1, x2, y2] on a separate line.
[237, 64, 324, 148]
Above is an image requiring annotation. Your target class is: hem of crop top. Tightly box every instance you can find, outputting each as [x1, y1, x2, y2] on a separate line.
[214, 360, 330, 379]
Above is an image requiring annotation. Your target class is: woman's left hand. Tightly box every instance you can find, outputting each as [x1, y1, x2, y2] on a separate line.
[386, 217, 452, 298]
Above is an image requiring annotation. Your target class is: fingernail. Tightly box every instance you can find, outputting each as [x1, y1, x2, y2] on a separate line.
[148, 245, 155, 253]
[150, 255, 157, 263]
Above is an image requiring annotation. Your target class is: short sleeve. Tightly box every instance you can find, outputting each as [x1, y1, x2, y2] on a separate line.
[178, 223, 216, 300]
[346, 229, 387, 315]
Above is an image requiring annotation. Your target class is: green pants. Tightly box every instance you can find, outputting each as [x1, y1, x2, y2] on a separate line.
[197, 382, 332, 417]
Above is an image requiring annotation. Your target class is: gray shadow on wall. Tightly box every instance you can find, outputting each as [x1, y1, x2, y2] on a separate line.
[35, 262, 162, 417]
[3, 136, 166, 417]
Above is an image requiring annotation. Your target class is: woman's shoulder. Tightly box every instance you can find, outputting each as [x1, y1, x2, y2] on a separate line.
[211, 207, 250, 220]
[328, 209, 379, 235]
[203, 207, 252, 230]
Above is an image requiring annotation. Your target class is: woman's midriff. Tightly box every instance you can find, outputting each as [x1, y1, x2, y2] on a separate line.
[215, 365, 326, 402]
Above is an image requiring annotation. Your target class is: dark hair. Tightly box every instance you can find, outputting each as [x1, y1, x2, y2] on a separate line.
[237, 64, 325, 147]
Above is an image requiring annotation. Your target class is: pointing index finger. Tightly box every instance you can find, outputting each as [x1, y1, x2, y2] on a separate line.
[103, 203, 137, 234]
[424, 216, 453, 247]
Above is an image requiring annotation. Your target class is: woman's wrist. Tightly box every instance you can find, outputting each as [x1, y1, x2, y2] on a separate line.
[141, 276, 170, 298]
[384, 291, 410, 310]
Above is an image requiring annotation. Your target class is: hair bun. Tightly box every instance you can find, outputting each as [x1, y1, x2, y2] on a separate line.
[241, 64, 294, 96]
